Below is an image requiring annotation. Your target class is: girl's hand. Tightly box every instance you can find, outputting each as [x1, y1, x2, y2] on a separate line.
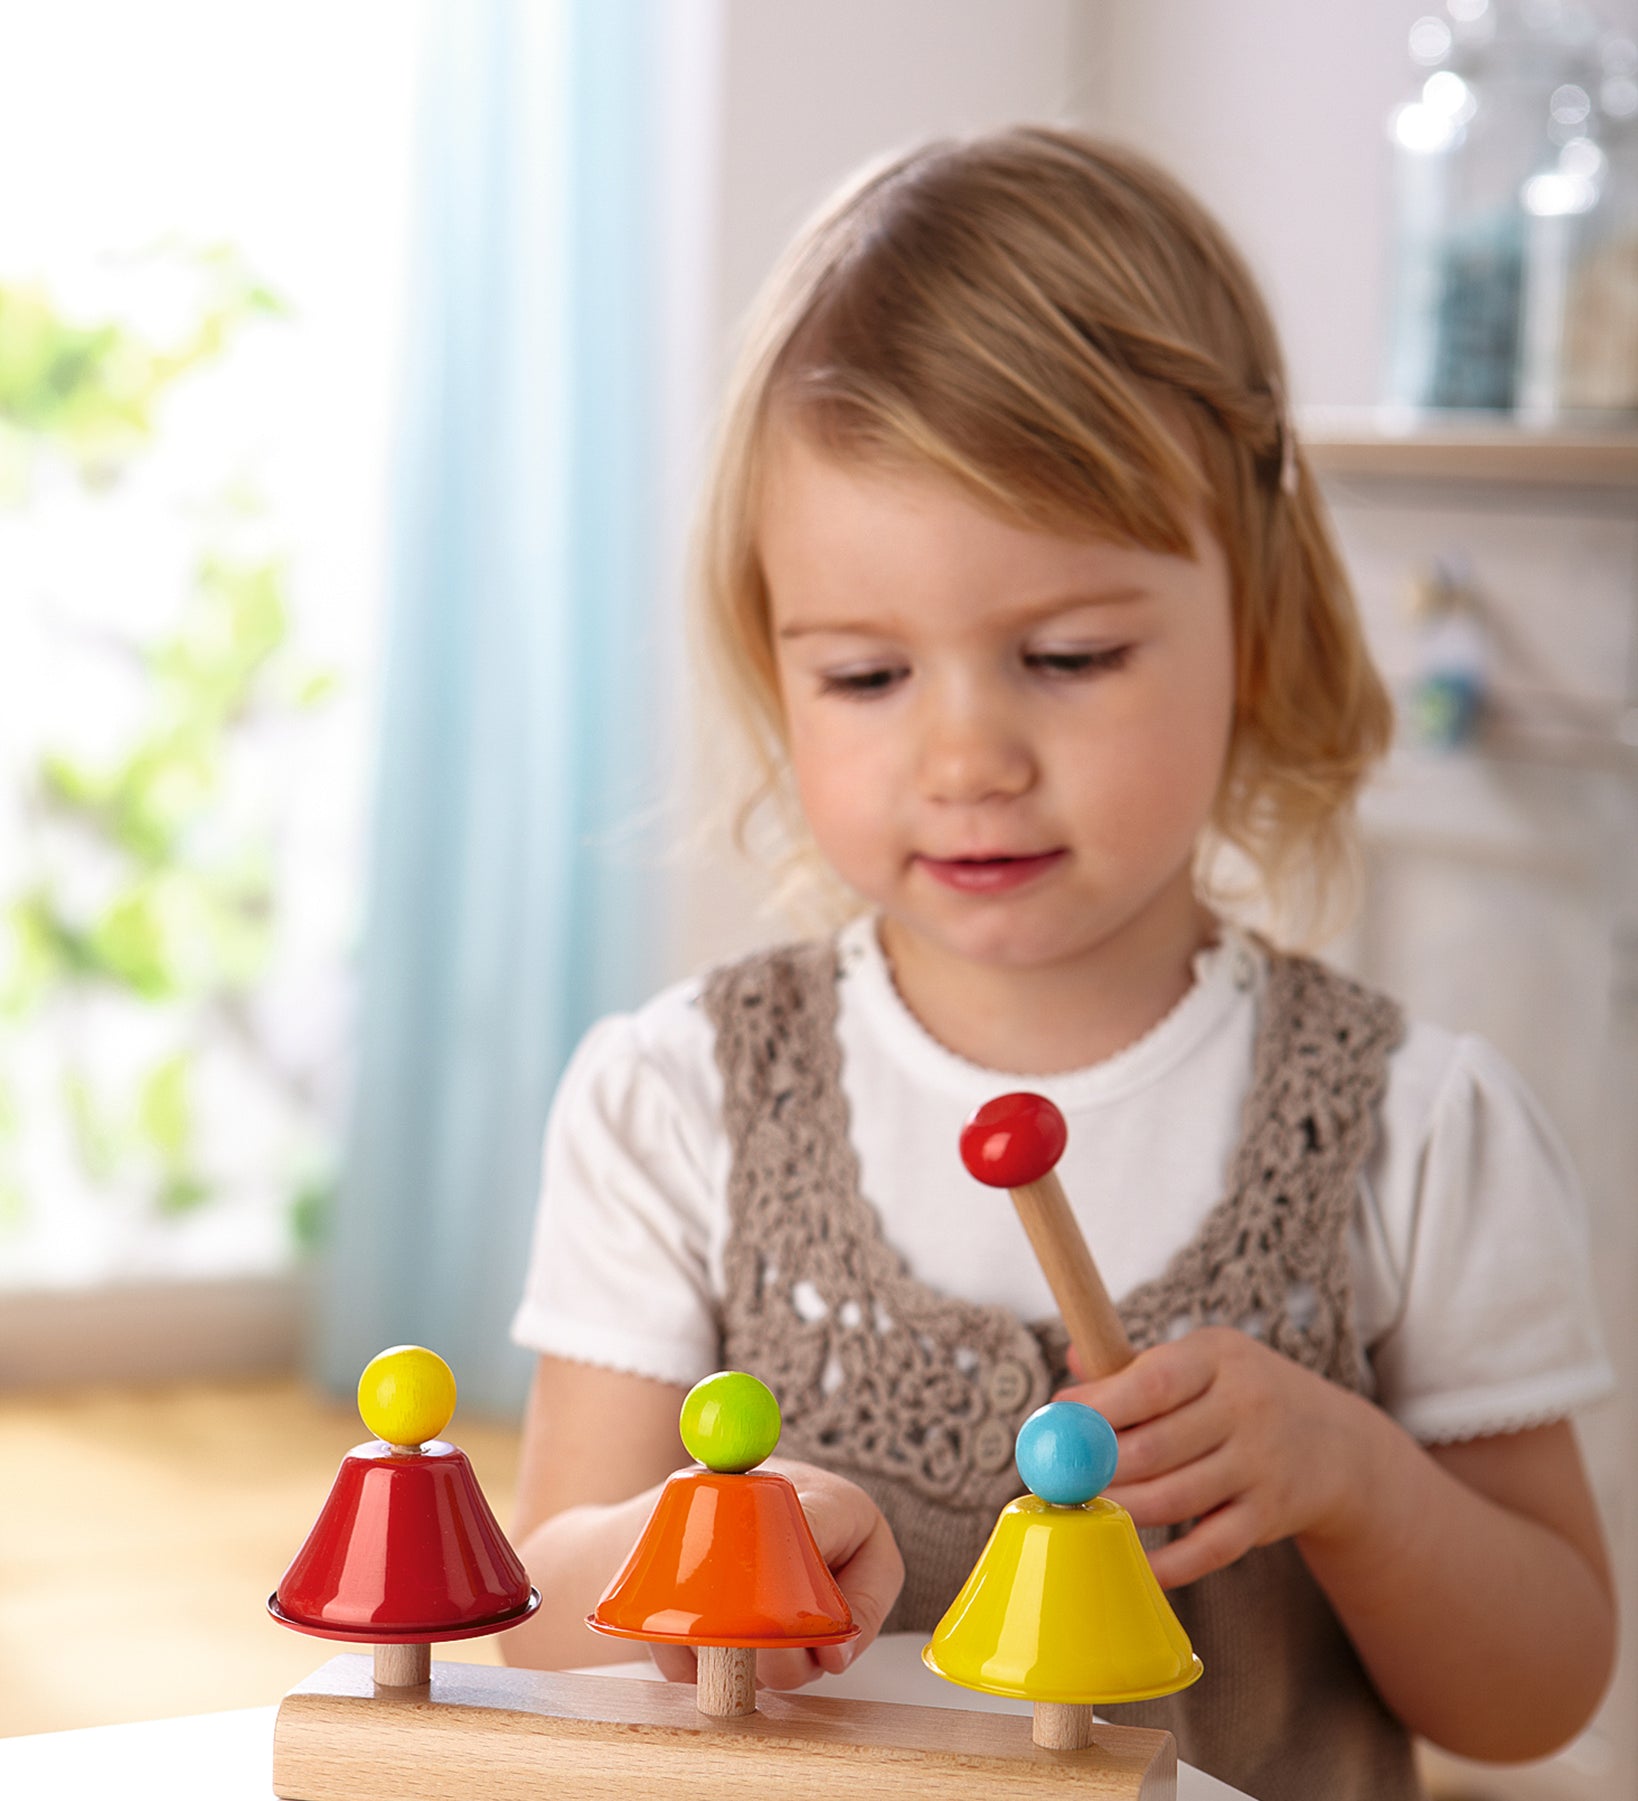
[646, 1457, 905, 1691]
[1059, 1327, 1382, 1588]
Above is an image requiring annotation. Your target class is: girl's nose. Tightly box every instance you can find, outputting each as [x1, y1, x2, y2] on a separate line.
[917, 698, 1035, 805]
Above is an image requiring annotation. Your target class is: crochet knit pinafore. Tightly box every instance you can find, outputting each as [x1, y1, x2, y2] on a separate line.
[703, 938, 1424, 1801]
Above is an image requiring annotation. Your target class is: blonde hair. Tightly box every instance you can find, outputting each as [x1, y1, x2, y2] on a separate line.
[693, 125, 1392, 947]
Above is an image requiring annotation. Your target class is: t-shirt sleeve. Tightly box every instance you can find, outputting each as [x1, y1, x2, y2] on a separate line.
[508, 1005, 724, 1387]
[1368, 1031, 1616, 1444]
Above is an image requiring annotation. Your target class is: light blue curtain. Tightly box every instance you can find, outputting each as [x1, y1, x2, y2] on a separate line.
[314, 0, 664, 1417]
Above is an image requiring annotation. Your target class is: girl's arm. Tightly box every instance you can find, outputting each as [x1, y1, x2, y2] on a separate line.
[1300, 1410, 1616, 1762]
[1067, 1330, 1617, 1762]
[501, 1354, 691, 1671]
[501, 1353, 905, 1684]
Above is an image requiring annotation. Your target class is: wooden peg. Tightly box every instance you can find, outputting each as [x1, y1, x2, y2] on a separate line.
[372, 1642, 429, 1687]
[696, 1644, 757, 1718]
[1034, 1699, 1098, 1750]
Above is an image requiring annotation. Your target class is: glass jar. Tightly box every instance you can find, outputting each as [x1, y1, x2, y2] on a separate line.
[1553, 32, 1638, 413]
[1383, 0, 1601, 414]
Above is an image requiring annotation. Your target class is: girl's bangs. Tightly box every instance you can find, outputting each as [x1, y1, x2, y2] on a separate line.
[771, 295, 1209, 562]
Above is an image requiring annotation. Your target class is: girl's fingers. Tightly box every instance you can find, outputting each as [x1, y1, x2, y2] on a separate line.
[769, 1461, 906, 1663]
[820, 1520, 906, 1670]
[1112, 1391, 1229, 1484]
[1144, 1500, 1259, 1589]
[756, 1646, 824, 1690]
[1058, 1339, 1216, 1430]
[840, 1523, 907, 1631]
[1107, 1443, 1241, 1532]
[648, 1643, 698, 1683]
[789, 1478, 873, 1569]
[650, 1637, 840, 1692]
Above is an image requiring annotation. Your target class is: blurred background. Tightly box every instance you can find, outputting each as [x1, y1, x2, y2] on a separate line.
[1, 3, 1634, 1798]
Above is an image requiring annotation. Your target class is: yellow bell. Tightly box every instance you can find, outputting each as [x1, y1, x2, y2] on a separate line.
[924, 1402, 1202, 1708]
[926, 1493, 1202, 1704]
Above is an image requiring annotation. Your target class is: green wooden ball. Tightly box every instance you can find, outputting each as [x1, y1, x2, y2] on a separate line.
[679, 1371, 781, 1473]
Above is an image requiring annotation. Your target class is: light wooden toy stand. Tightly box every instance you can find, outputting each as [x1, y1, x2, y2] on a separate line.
[271, 1097, 1195, 1800]
[273, 1656, 1177, 1799]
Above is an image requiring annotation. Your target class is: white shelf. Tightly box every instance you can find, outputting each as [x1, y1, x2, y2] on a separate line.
[1298, 407, 1638, 488]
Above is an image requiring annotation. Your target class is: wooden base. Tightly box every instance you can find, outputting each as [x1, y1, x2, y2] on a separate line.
[273, 1654, 1177, 1800]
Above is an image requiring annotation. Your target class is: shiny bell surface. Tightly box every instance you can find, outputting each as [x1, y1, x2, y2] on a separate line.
[269, 1440, 538, 1643]
[590, 1468, 857, 1648]
[924, 1495, 1203, 1705]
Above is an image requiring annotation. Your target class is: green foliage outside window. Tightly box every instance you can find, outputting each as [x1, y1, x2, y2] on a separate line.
[0, 248, 339, 1266]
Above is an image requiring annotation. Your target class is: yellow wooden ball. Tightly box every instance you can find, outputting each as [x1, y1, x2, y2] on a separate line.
[357, 1345, 456, 1447]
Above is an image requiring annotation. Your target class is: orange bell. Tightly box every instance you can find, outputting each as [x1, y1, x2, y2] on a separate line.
[591, 1465, 854, 1648]
[589, 1372, 856, 1716]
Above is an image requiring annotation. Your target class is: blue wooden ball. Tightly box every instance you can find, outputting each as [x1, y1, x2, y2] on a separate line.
[1015, 1401, 1119, 1505]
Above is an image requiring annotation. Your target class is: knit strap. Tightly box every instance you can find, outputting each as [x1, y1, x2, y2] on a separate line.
[708, 941, 1056, 1515]
[1118, 945, 1404, 1393]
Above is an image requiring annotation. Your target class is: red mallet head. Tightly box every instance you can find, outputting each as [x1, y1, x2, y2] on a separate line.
[960, 1092, 1068, 1189]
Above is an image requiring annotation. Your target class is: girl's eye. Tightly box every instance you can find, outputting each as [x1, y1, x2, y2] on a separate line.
[817, 666, 906, 698]
[1025, 645, 1134, 677]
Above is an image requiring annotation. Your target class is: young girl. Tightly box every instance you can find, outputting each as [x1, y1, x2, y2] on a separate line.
[501, 128, 1617, 1800]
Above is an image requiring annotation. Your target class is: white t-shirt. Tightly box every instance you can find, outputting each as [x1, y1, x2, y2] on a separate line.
[511, 916, 1614, 1445]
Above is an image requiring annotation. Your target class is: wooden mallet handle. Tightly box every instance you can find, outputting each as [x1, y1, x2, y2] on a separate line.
[960, 1093, 1134, 1380]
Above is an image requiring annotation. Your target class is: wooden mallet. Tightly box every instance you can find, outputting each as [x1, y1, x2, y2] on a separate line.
[960, 1092, 1134, 1380]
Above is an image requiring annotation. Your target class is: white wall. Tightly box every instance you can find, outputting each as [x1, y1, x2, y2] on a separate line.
[1079, 0, 1439, 412]
[713, 0, 1089, 375]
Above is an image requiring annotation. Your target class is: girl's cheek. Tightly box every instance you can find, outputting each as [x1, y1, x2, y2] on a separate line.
[790, 701, 881, 764]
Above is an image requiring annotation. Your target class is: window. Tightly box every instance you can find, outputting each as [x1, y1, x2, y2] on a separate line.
[0, 1, 420, 1297]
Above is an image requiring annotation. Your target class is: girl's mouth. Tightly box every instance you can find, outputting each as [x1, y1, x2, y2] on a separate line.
[917, 850, 1067, 893]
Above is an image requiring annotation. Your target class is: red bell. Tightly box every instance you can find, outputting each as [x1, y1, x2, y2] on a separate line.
[268, 1347, 539, 1646]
